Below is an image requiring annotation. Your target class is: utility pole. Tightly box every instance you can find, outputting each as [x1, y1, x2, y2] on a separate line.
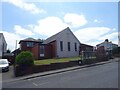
[15, 40, 17, 50]
[14, 40, 17, 76]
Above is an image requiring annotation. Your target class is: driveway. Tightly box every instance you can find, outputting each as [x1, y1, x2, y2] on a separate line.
[2, 65, 15, 82]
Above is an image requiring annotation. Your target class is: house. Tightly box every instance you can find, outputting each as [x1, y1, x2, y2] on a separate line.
[0, 33, 7, 59]
[18, 27, 80, 60]
[18, 38, 43, 59]
[43, 27, 80, 58]
[80, 43, 94, 53]
[19, 38, 43, 51]
[96, 39, 118, 55]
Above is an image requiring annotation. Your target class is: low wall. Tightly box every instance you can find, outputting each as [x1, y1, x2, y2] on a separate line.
[14, 56, 110, 77]
[14, 61, 79, 77]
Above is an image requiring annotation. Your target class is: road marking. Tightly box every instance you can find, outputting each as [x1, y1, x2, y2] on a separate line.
[38, 82, 49, 86]
[32, 82, 38, 86]
[27, 79, 31, 81]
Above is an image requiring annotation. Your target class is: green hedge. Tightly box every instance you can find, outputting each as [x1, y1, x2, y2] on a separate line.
[15, 51, 34, 66]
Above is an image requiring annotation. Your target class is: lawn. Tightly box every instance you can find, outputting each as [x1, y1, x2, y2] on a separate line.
[34, 57, 81, 65]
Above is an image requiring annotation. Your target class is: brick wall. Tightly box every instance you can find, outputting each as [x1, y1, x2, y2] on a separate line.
[49, 41, 57, 58]
[20, 42, 32, 51]
[32, 44, 39, 60]
[44, 44, 52, 59]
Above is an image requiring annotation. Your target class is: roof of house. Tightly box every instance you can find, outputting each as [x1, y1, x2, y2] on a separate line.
[43, 27, 80, 44]
[3, 53, 14, 56]
[96, 39, 118, 46]
[19, 37, 42, 44]
[80, 43, 94, 48]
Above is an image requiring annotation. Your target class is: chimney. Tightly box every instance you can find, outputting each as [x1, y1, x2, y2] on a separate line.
[105, 39, 109, 42]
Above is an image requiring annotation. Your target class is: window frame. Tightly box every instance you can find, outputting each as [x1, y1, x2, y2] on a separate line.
[75, 42, 77, 51]
[26, 42, 34, 47]
[60, 41, 63, 51]
[68, 42, 71, 51]
[40, 45, 45, 57]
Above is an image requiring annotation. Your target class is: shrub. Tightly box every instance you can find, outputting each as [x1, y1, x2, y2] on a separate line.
[112, 47, 120, 55]
[15, 51, 34, 66]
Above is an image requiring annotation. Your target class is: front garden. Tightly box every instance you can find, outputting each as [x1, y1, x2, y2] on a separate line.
[34, 57, 80, 65]
[14, 51, 109, 77]
[14, 51, 81, 77]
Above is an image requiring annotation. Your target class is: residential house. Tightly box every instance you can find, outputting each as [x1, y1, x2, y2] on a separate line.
[18, 27, 80, 60]
[96, 39, 118, 55]
[0, 33, 7, 59]
[19, 38, 43, 59]
[19, 38, 43, 51]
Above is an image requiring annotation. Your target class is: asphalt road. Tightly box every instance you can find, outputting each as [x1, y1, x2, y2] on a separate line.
[2, 60, 118, 88]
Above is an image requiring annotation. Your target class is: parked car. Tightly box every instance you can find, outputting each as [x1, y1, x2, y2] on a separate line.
[0, 59, 9, 72]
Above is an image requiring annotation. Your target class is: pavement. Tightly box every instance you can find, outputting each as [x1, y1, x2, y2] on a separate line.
[2, 57, 119, 83]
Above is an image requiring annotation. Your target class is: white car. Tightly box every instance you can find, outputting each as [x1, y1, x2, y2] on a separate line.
[0, 59, 9, 72]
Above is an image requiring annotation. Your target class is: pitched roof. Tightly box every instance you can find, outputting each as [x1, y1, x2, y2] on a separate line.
[96, 39, 118, 46]
[19, 37, 42, 44]
[80, 43, 94, 47]
[43, 27, 80, 44]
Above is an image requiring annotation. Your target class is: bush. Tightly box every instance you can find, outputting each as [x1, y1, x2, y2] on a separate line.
[112, 47, 120, 55]
[15, 51, 34, 66]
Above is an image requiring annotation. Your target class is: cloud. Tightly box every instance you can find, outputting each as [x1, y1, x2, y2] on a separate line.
[0, 30, 22, 51]
[34, 16, 69, 37]
[99, 32, 118, 41]
[93, 19, 101, 23]
[74, 27, 111, 46]
[3, 0, 46, 14]
[99, 32, 118, 44]
[64, 13, 87, 28]
[14, 25, 35, 36]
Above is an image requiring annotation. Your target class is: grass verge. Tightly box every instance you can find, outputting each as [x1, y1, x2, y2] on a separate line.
[34, 57, 80, 65]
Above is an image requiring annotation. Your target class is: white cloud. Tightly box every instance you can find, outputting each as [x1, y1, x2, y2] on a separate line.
[0, 30, 22, 51]
[99, 32, 118, 44]
[34, 16, 69, 37]
[64, 13, 87, 28]
[99, 32, 118, 41]
[3, 0, 46, 14]
[74, 27, 111, 46]
[93, 19, 101, 23]
[14, 25, 35, 36]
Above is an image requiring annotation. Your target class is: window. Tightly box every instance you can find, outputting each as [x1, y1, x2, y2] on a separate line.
[75, 43, 77, 51]
[68, 42, 71, 51]
[40, 45, 45, 57]
[60, 41, 63, 51]
[40, 45, 45, 54]
[26, 42, 34, 47]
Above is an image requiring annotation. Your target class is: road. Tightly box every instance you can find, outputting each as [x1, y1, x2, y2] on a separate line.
[2, 60, 118, 88]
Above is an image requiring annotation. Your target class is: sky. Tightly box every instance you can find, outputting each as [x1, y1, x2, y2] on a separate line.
[0, 0, 119, 51]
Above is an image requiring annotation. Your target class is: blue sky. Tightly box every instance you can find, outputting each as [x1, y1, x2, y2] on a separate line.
[1, 0, 119, 51]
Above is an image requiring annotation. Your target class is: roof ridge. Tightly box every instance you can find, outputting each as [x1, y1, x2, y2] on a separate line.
[43, 27, 70, 44]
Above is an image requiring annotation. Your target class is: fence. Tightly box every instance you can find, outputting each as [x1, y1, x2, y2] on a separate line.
[80, 51, 96, 60]
[80, 51, 109, 64]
